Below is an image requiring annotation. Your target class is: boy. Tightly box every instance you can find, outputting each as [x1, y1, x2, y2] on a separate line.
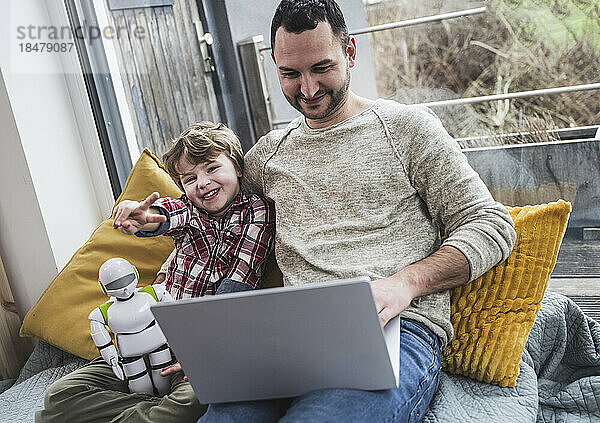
[113, 121, 275, 299]
[113, 120, 275, 378]
[40, 122, 274, 423]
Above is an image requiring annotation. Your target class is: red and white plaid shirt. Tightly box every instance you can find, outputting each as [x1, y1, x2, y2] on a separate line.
[142, 192, 275, 300]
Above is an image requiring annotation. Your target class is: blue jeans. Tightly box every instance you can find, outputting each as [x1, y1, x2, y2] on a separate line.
[198, 319, 442, 423]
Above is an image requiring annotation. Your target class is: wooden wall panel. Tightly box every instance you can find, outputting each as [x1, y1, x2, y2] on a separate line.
[108, 1, 220, 158]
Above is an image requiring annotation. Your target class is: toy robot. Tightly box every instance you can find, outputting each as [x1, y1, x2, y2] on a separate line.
[89, 258, 174, 396]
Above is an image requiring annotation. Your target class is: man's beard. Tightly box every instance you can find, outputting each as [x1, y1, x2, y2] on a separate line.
[286, 68, 351, 120]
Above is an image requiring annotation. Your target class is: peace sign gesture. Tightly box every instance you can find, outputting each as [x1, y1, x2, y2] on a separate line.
[111, 192, 167, 235]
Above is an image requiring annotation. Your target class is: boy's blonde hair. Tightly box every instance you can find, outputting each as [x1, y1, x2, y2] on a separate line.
[163, 121, 244, 191]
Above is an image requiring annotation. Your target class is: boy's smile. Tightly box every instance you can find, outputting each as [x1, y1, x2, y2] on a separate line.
[178, 153, 241, 218]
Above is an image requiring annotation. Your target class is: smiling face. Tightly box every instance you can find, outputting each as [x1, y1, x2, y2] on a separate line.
[273, 21, 356, 127]
[178, 153, 241, 218]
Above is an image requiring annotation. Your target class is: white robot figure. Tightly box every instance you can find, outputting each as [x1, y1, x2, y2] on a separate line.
[89, 258, 174, 396]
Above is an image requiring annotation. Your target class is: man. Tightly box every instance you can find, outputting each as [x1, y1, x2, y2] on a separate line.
[199, 0, 516, 421]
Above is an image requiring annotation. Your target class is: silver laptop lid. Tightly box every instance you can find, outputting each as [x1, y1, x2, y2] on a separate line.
[151, 277, 400, 403]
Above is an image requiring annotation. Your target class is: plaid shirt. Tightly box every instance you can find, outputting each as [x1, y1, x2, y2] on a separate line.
[140, 192, 275, 300]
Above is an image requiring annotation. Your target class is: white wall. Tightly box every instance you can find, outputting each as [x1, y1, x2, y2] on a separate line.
[0, 70, 59, 320]
[0, 0, 112, 317]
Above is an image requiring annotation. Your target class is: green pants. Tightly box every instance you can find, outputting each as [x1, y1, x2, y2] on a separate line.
[36, 357, 206, 422]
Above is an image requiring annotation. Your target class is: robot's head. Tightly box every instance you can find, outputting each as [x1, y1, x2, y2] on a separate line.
[98, 258, 139, 299]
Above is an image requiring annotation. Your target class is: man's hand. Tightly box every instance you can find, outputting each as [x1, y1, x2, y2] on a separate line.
[371, 245, 470, 327]
[112, 192, 166, 235]
[371, 273, 418, 328]
[160, 362, 187, 381]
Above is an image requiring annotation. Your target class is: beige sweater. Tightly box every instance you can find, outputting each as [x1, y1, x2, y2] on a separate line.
[242, 99, 516, 345]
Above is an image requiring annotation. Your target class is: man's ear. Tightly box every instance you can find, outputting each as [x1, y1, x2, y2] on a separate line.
[347, 37, 357, 69]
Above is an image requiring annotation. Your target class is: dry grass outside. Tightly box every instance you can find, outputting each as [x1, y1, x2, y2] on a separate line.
[365, 0, 600, 145]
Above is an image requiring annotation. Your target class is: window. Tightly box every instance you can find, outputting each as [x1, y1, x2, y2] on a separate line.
[364, 0, 599, 142]
[65, 0, 226, 196]
[361, 0, 600, 286]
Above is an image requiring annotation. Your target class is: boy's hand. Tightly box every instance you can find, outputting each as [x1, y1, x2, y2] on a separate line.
[160, 362, 188, 381]
[112, 192, 166, 235]
[153, 273, 166, 284]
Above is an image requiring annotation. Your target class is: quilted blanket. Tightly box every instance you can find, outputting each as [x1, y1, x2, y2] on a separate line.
[0, 341, 87, 422]
[424, 291, 600, 422]
[1, 292, 598, 422]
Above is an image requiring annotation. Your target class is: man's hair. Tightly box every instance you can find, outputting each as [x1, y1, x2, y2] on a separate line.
[163, 121, 244, 191]
[271, 0, 349, 51]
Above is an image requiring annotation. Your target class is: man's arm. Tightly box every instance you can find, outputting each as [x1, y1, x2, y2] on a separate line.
[372, 245, 469, 327]
[240, 146, 264, 196]
[403, 107, 516, 282]
[374, 105, 516, 327]
[240, 130, 282, 196]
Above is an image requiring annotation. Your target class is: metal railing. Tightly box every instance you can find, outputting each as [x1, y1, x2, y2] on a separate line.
[351, 7, 487, 36]
[238, 7, 600, 139]
[456, 125, 599, 145]
[419, 83, 600, 108]
[258, 7, 487, 52]
[280, 84, 600, 127]
[270, 82, 600, 128]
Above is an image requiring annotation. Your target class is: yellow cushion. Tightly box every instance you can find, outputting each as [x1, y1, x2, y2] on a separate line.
[442, 200, 571, 387]
[20, 149, 183, 360]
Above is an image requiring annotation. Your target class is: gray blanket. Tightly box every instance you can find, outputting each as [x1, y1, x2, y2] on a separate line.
[0, 341, 87, 422]
[1, 292, 598, 422]
[424, 291, 600, 422]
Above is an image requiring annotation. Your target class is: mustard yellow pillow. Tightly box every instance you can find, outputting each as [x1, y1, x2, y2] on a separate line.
[20, 149, 182, 360]
[442, 200, 571, 387]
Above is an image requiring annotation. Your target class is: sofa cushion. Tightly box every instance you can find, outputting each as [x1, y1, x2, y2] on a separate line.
[442, 200, 571, 387]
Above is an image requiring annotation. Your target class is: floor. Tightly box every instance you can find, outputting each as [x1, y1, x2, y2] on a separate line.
[548, 238, 600, 322]
[552, 238, 600, 277]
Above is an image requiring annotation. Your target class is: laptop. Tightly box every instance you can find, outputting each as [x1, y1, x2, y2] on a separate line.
[151, 277, 400, 404]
